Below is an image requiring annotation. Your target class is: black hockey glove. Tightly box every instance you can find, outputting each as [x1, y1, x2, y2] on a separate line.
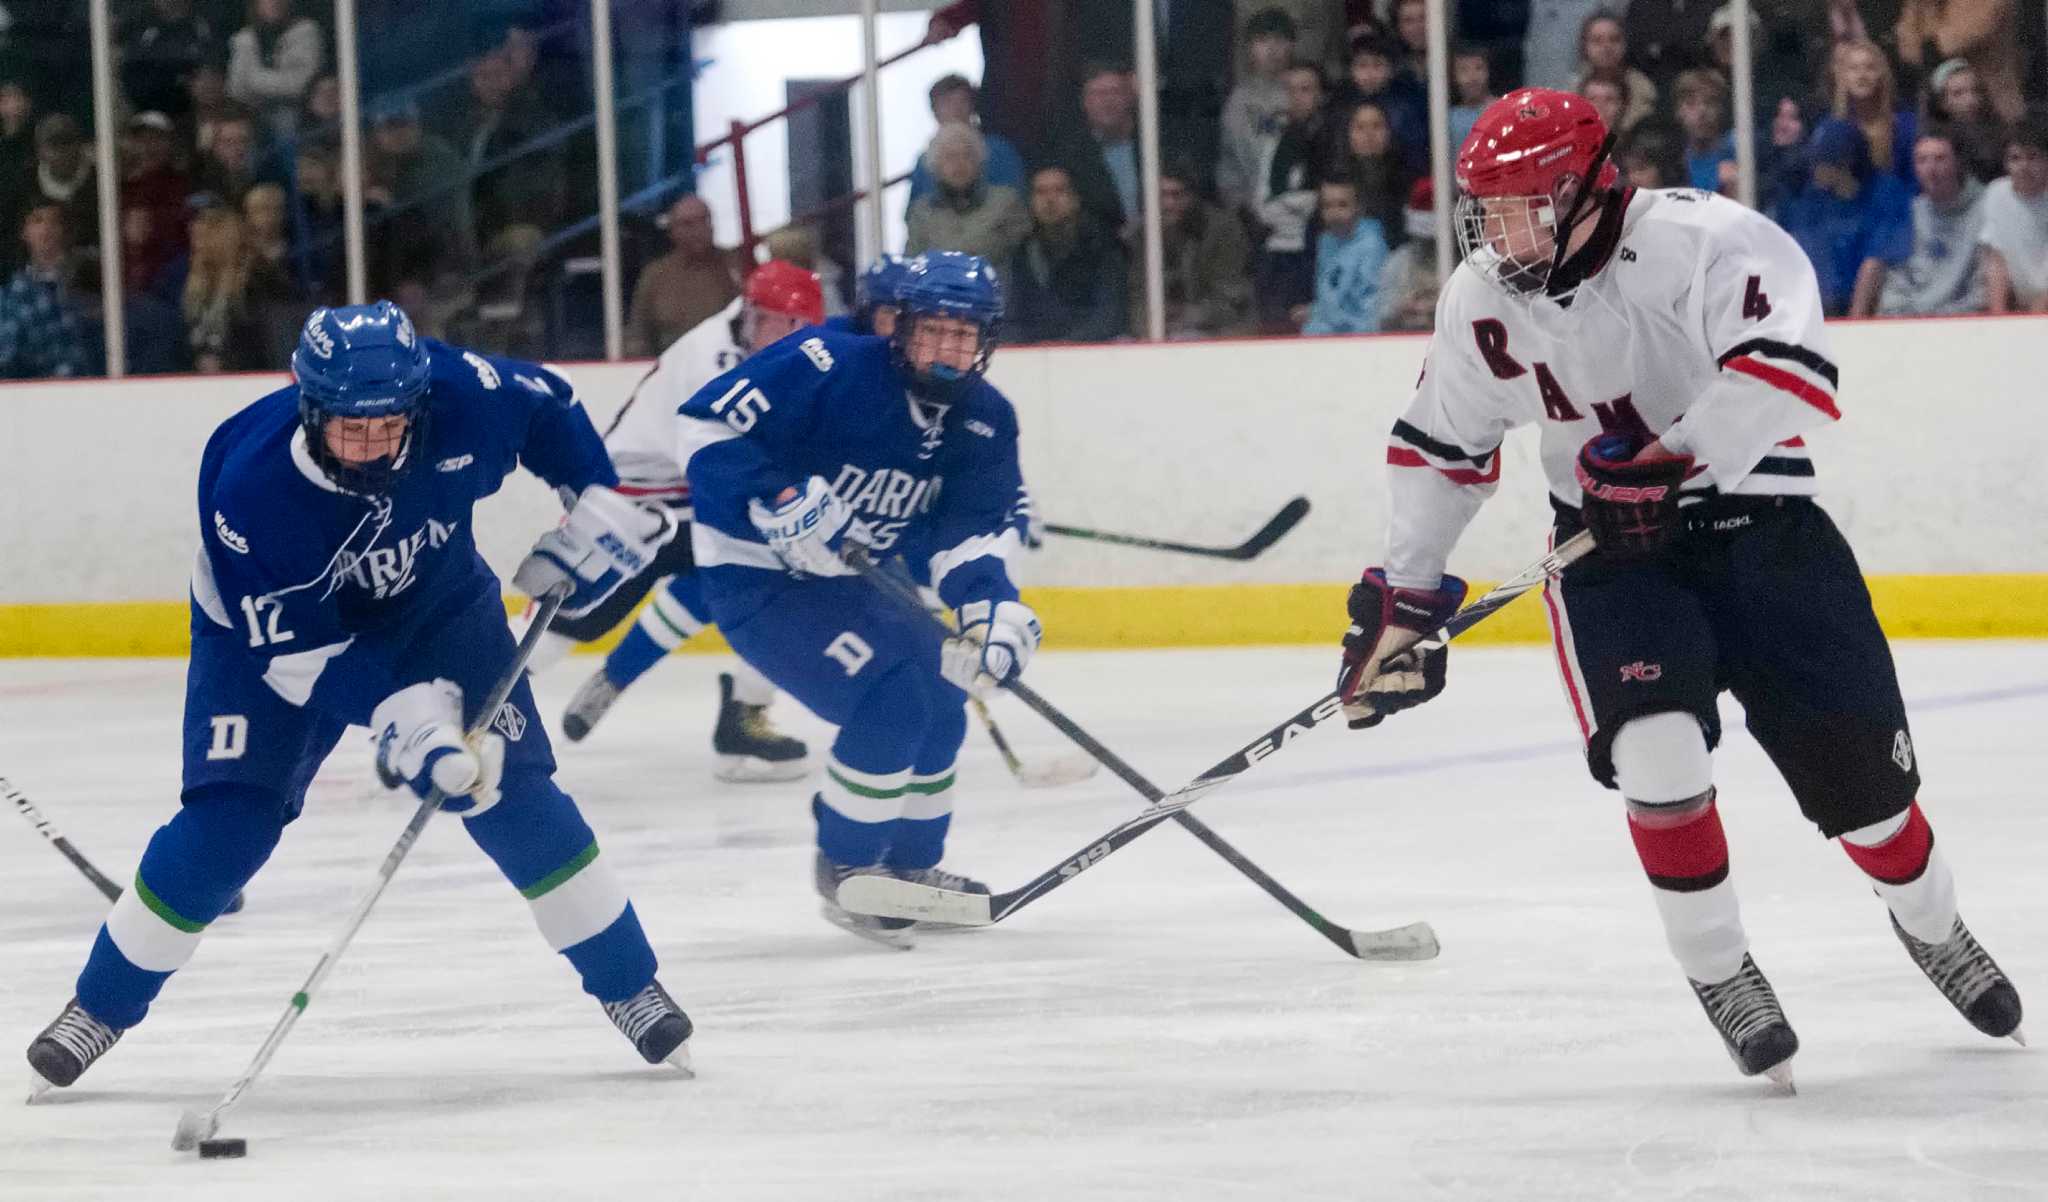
[1575, 433, 1696, 558]
[1336, 569, 1468, 730]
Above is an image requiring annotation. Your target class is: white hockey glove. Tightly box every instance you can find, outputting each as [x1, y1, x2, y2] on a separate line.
[748, 476, 871, 578]
[371, 680, 505, 815]
[941, 599, 1041, 695]
[513, 484, 678, 618]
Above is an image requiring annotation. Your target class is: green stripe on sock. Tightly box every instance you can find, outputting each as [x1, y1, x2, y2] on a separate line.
[648, 602, 695, 644]
[903, 772, 956, 795]
[132, 872, 206, 934]
[827, 766, 906, 800]
[521, 841, 600, 900]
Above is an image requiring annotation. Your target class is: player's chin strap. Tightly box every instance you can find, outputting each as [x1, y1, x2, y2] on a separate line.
[1543, 130, 1621, 301]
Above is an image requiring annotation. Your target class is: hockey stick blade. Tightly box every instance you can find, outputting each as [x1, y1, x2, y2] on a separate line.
[1045, 496, 1310, 561]
[837, 873, 994, 926]
[841, 531, 1597, 931]
[1013, 754, 1100, 788]
[1350, 921, 1440, 961]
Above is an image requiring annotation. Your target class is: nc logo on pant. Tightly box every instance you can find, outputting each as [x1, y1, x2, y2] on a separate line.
[493, 703, 527, 742]
[824, 632, 874, 677]
[1892, 729, 1913, 772]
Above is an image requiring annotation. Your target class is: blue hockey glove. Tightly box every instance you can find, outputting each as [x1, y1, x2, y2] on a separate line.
[1336, 569, 1468, 729]
[514, 485, 678, 618]
[1010, 487, 1045, 551]
[941, 599, 1042, 695]
[748, 475, 871, 578]
[370, 680, 504, 815]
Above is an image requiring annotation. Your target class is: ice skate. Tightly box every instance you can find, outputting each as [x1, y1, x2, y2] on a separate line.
[893, 864, 990, 931]
[1688, 955, 1799, 1090]
[602, 980, 694, 1073]
[1892, 915, 2024, 1042]
[26, 998, 124, 1099]
[712, 673, 809, 782]
[560, 669, 622, 742]
[815, 852, 915, 948]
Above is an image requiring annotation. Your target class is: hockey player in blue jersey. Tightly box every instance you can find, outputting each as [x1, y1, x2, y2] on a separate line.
[678, 251, 1039, 945]
[26, 302, 694, 1095]
[828, 253, 914, 337]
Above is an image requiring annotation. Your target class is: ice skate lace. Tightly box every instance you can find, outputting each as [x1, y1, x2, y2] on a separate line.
[737, 707, 788, 743]
[1696, 964, 1785, 1046]
[42, 1004, 120, 1067]
[1910, 922, 2005, 1006]
[899, 866, 980, 892]
[604, 985, 676, 1043]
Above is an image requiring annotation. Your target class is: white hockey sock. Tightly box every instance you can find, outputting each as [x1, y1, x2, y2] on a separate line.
[1840, 802, 1957, 944]
[729, 660, 777, 708]
[638, 585, 706, 652]
[1647, 874, 1750, 985]
[900, 767, 957, 821]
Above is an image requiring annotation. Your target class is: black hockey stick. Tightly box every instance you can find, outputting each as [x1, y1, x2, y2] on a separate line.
[174, 586, 572, 1152]
[1045, 496, 1310, 561]
[841, 530, 1598, 937]
[849, 552, 1429, 960]
[5, 775, 123, 901]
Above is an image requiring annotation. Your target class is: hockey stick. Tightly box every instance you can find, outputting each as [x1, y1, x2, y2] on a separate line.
[173, 586, 570, 1153]
[849, 552, 1427, 960]
[970, 696, 1099, 788]
[5, 776, 123, 902]
[841, 531, 1598, 940]
[1045, 496, 1310, 561]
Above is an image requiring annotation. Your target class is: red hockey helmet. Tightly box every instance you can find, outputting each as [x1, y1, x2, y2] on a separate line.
[1454, 88, 1619, 300]
[743, 259, 826, 325]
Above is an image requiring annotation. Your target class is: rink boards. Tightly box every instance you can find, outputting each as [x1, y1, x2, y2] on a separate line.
[3, 316, 2045, 654]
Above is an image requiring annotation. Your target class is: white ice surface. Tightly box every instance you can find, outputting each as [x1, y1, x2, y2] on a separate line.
[4, 644, 2047, 1201]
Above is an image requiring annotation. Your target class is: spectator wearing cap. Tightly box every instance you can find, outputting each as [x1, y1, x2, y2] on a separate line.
[1235, 0, 1347, 75]
[364, 98, 475, 300]
[1143, 159, 1254, 338]
[25, 114, 97, 255]
[1853, 128, 1986, 315]
[0, 203, 92, 379]
[1255, 60, 1327, 333]
[1978, 118, 2048, 313]
[1220, 9, 1298, 220]
[121, 0, 221, 121]
[905, 123, 1031, 267]
[1374, 178, 1441, 331]
[122, 111, 192, 282]
[1007, 163, 1128, 345]
[1896, 0, 2023, 126]
[1778, 118, 1913, 315]
[1301, 178, 1388, 334]
[1674, 69, 1738, 194]
[1924, 60, 2007, 183]
[1574, 13, 1656, 134]
[626, 194, 744, 357]
[1523, 0, 1610, 91]
[227, 0, 323, 141]
[1449, 45, 1498, 150]
[905, 75, 1026, 217]
[1046, 63, 1142, 240]
[1337, 34, 1427, 176]
[1833, 40, 1916, 192]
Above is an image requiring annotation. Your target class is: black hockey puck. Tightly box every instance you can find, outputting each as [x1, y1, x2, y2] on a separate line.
[197, 1138, 247, 1159]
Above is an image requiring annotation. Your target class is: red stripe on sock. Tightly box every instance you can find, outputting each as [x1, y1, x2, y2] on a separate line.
[1840, 801, 1933, 886]
[1628, 799, 1729, 885]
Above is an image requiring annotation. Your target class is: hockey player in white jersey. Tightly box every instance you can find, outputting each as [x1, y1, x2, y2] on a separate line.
[534, 261, 824, 782]
[1335, 88, 2021, 1087]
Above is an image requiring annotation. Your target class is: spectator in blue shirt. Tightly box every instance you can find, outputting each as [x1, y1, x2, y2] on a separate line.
[904, 74, 1026, 218]
[1675, 68, 1737, 195]
[1778, 118, 1913, 316]
[1302, 179, 1389, 334]
[0, 202, 92, 379]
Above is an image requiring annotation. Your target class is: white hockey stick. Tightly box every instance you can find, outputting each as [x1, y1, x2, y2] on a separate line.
[172, 587, 567, 1153]
[972, 696, 1098, 788]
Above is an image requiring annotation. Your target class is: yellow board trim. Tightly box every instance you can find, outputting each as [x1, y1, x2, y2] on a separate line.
[2, 576, 2045, 657]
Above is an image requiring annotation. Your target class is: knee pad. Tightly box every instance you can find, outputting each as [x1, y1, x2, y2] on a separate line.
[1612, 711, 1713, 807]
[914, 690, 968, 776]
[144, 784, 289, 919]
[832, 661, 931, 773]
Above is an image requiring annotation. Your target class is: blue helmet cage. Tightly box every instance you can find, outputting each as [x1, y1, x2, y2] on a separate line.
[855, 254, 915, 330]
[292, 300, 434, 494]
[892, 252, 1004, 398]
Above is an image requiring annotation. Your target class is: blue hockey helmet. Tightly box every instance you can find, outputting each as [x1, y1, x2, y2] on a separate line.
[892, 251, 1003, 399]
[292, 301, 432, 493]
[854, 254, 915, 333]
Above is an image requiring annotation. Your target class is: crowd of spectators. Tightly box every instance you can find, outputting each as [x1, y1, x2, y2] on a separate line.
[910, 0, 2048, 345]
[1, 0, 2046, 380]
